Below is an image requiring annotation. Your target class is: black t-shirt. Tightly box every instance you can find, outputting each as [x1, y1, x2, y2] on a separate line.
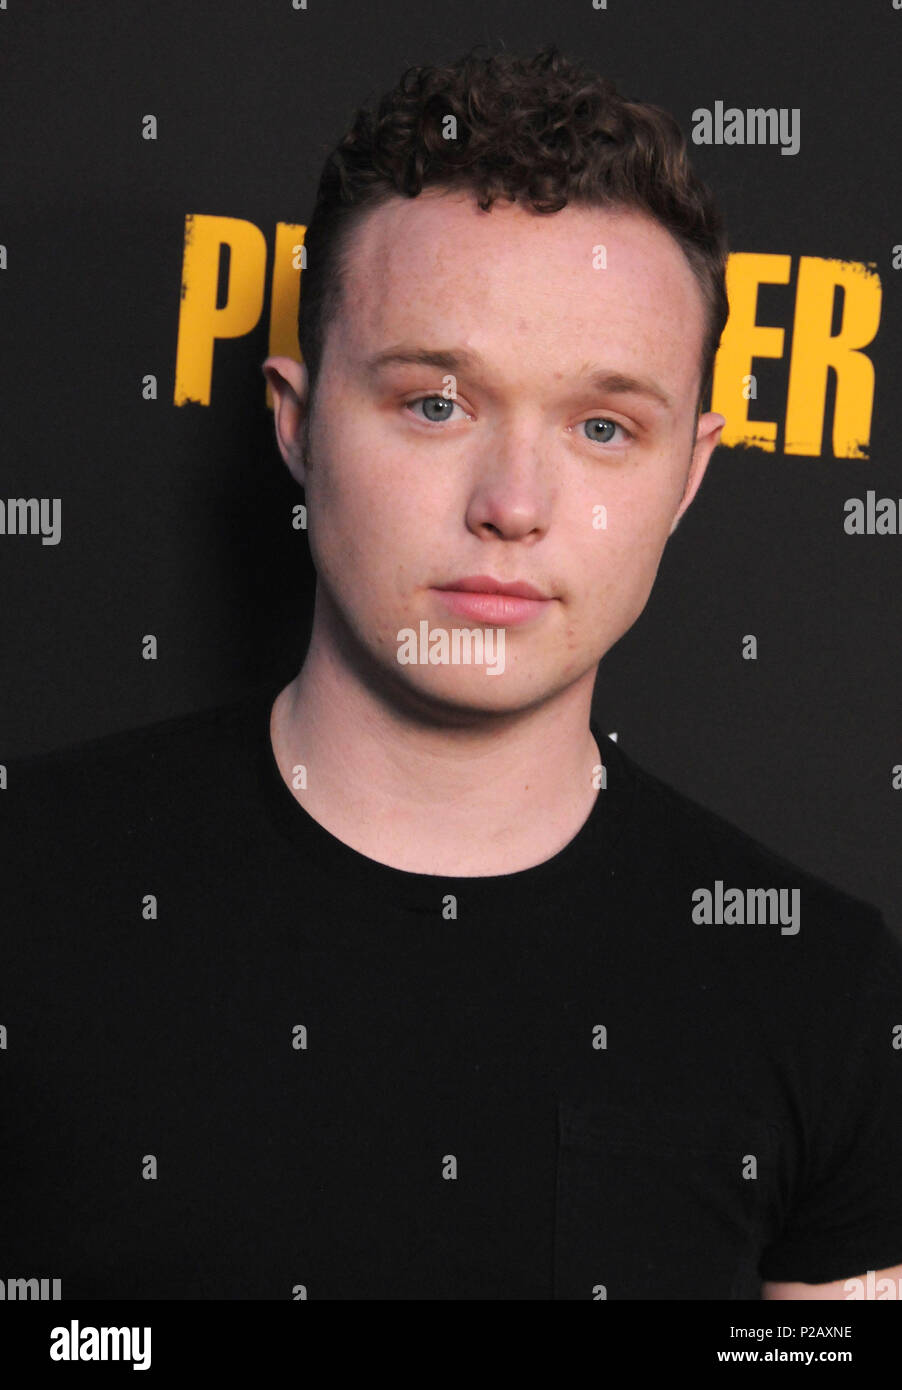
[2, 682, 902, 1300]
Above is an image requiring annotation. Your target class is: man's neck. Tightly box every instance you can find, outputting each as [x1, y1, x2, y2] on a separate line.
[269, 621, 603, 878]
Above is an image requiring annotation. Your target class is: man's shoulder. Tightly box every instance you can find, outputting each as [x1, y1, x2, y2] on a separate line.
[1, 684, 272, 836]
[611, 739, 891, 948]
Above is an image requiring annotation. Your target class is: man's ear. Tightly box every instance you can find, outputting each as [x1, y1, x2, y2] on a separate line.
[261, 356, 310, 489]
[668, 411, 726, 536]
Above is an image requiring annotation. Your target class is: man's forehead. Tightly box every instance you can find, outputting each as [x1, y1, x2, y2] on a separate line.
[337, 190, 705, 393]
[345, 190, 698, 299]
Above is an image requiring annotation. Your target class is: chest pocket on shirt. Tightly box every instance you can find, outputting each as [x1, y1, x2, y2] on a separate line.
[553, 1098, 779, 1300]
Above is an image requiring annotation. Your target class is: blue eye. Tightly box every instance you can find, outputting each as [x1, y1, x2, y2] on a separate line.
[584, 418, 630, 444]
[406, 395, 465, 423]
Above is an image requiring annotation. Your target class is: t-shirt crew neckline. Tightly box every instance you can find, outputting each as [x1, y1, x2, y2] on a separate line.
[252, 681, 636, 912]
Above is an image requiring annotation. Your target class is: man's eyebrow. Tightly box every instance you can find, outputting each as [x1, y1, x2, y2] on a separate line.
[363, 345, 674, 412]
[581, 368, 674, 412]
[364, 345, 482, 376]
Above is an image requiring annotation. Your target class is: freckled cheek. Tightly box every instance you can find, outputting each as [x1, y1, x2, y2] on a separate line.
[566, 522, 664, 632]
[310, 475, 426, 615]
[305, 482, 370, 597]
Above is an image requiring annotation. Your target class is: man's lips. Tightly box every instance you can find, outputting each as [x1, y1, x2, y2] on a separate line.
[435, 574, 550, 601]
[431, 575, 554, 625]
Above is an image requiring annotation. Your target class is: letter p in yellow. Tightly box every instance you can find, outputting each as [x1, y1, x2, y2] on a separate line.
[174, 214, 267, 405]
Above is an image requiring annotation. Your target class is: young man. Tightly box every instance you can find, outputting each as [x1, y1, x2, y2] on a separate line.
[3, 45, 902, 1301]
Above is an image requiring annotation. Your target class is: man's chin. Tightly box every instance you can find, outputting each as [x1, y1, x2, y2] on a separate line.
[382, 667, 564, 729]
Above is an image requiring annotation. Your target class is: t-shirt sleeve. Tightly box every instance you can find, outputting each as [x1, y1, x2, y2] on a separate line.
[758, 905, 902, 1287]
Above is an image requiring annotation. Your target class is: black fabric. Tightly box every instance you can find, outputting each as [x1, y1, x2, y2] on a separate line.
[2, 682, 902, 1300]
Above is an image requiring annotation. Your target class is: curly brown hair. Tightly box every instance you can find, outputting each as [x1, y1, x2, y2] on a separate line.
[298, 42, 728, 419]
